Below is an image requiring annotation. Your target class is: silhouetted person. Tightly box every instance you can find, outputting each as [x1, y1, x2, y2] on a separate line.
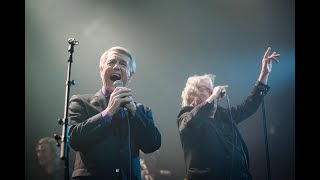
[35, 137, 64, 180]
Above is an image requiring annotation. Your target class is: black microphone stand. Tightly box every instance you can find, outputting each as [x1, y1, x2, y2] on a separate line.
[261, 92, 271, 180]
[56, 38, 79, 180]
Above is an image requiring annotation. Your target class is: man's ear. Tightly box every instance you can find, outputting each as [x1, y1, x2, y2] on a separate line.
[127, 77, 132, 84]
[100, 66, 104, 79]
[127, 72, 134, 84]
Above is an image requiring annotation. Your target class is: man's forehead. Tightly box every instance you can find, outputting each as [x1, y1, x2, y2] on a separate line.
[106, 51, 130, 60]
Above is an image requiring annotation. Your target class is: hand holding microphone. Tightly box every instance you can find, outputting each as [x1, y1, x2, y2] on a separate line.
[113, 80, 136, 116]
[215, 85, 228, 100]
[219, 89, 227, 99]
[206, 85, 228, 103]
[104, 80, 134, 117]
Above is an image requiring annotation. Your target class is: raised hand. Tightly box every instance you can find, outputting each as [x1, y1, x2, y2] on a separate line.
[262, 47, 280, 74]
[258, 47, 280, 84]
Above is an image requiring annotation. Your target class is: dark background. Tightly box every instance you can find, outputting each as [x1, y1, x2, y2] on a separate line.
[25, 0, 295, 179]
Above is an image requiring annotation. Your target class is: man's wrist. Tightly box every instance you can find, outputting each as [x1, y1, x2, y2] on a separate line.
[101, 110, 112, 124]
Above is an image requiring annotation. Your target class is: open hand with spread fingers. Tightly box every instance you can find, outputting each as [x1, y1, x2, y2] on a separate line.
[262, 47, 280, 74]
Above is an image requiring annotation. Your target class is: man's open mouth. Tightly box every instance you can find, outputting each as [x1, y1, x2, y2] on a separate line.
[110, 73, 121, 81]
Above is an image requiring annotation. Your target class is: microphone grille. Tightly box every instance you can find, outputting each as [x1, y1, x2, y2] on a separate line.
[113, 80, 123, 87]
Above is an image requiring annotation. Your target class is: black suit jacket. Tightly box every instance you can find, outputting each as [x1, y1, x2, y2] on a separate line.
[68, 90, 161, 179]
[177, 82, 270, 180]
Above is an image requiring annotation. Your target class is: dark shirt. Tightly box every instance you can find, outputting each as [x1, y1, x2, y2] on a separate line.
[210, 117, 250, 179]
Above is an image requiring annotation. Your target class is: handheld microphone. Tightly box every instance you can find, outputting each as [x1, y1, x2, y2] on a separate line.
[113, 80, 124, 88]
[220, 89, 226, 98]
[113, 80, 130, 113]
[113, 80, 125, 107]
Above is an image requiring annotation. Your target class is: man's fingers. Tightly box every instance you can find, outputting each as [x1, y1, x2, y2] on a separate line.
[272, 57, 280, 63]
[263, 47, 271, 59]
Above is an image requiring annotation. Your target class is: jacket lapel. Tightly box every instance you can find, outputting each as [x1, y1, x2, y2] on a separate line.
[94, 90, 108, 111]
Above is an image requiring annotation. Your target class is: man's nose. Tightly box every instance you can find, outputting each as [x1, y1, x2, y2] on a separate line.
[113, 62, 121, 70]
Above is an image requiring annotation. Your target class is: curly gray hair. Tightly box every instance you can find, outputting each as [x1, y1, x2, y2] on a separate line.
[181, 74, 216, 107]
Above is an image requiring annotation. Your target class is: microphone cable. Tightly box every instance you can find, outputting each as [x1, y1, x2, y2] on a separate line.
[224, 92, 236, 180]
[261, 92, 271, 180]
[224, 92, 248, 180]
[124, 108, 132, 180]
[113, 79, 132, 180]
